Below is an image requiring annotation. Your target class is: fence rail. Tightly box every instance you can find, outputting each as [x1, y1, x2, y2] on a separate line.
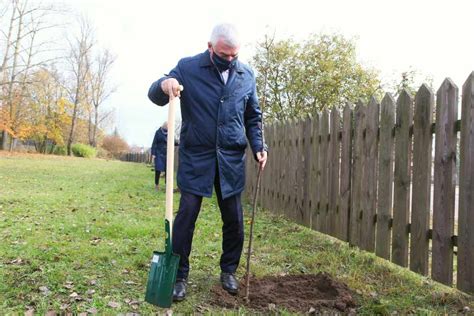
[245, 72, 474, 294]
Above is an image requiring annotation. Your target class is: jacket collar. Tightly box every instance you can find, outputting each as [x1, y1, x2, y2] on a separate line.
[199, 50, 244, 74]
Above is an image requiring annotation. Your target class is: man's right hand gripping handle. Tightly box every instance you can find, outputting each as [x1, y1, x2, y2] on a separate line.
[161, 78, 182, 98]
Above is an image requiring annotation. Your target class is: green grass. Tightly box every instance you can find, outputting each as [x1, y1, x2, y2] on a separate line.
[0, 153, 473, 314]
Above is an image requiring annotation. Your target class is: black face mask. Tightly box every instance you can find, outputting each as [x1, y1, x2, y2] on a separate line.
[212, 52, 237, 72]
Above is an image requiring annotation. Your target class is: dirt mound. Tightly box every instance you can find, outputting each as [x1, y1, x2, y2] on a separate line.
[209, 272, 356, 313]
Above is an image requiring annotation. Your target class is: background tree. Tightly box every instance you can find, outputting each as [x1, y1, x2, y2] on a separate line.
[65, 16, 94, 156]
[384, 67, 433, 98]
[87, 49, 116, 147]
[0, 0, 61, 150]
[251, 33, 382, 122]
[101, 129, 129, 157]
[25, 68, 71, 153]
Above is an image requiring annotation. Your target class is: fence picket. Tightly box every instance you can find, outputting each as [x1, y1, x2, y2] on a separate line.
[392, 90, 413, 267]
[458, 72, 474, 293]
[350, 101, 365, 246]
[432, 79, 458, 286]
[376, 93, 395, 259]
[319, 110, 330, 233]
[302, 116, 313, 227]
[339, 104, 353, 241]
[361, 97, 379, 251]
[410, 84, 434, 275]
[329, 108, 340, 237]
[311, 114, 321, 230]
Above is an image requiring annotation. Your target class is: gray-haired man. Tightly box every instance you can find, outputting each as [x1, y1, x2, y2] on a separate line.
[148, 23, 267, 301]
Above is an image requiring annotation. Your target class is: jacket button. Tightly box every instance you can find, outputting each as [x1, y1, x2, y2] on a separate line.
[220, 98, 224, 103]
[218, 122, 223, 127]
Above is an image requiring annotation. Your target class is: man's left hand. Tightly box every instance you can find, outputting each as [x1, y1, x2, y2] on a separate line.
[256, 151, 267, 171]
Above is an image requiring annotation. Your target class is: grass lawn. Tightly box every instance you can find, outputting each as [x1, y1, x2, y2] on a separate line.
[1, 152, 473, 314]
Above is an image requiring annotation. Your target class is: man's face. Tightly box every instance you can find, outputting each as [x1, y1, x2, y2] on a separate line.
[208, 38, 240, 61]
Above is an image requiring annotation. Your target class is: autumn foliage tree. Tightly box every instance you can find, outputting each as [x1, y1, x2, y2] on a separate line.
[101, 131, 129, 157]
[0, 1, 116, 154]
[251, 33, 382, 122]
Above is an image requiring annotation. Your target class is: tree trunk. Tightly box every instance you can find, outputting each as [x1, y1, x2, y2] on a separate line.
[67, 102, 78, 155]
[92, 105, 98, 147]
[1, 131, 9, 150]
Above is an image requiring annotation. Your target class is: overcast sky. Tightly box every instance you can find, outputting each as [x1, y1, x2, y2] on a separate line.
[66, 0, 474, 148]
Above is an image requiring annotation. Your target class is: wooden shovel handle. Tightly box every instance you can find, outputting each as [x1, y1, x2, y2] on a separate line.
[165, 85, 183, 238]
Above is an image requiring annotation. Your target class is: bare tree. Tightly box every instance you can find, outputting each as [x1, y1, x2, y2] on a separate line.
[0, 0, 63, 150]
[88, 49, 115, 147]
[65, 16, 94, 155]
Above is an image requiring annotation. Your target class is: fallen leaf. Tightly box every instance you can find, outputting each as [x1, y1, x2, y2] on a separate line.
[86, 289, 95, 295]
[89, 280, 97, 286]
[39, 286, 51, 295]
[10, 258, 23, 265]
[69, 292, 79, 298]
[87, 308, 98, 314]
[124, 280, 136, 285]
[107, 301, 120, 308]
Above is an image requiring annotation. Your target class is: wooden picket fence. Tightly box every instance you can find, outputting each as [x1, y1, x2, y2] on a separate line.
[120, 149, 179, 173]
[245, 72, 474, 294]
[120, 152, 153, 164]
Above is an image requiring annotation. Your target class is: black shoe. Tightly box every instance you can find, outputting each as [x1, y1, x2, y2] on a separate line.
[173, 278, 186, 302]
[220, 272, 238, 295]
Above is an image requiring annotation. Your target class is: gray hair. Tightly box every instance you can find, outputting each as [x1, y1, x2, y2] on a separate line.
[161, 121, 168, 129]
[210, 23, 240, 48]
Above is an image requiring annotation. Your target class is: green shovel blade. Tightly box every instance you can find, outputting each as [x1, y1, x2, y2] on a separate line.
[145, 220, 180, 308]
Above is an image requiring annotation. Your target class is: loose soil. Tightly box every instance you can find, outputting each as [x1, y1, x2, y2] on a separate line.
[209, 272, 357, 313]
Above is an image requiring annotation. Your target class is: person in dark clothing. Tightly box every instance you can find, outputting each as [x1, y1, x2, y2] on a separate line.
[148, 23, 267, 301]
[151, 121, 168, 191]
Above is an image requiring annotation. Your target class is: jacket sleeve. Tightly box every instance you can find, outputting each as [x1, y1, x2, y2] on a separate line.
[244, 77, 268, 158]
[148, 62, 184, 106]
[151, 130, 159, 156]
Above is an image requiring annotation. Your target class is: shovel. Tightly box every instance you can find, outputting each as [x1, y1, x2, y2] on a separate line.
[145, 86, 183, 308]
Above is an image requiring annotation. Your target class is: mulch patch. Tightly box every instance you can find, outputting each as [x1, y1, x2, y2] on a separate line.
[209, 272, 357, 313]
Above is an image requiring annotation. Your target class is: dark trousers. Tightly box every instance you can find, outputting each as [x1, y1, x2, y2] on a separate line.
[154, 171, 166, 185]
[172, 173, 244, 280]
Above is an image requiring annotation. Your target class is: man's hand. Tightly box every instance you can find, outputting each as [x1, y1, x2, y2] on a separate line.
[256, 151, 267, 171]
[161, 78, 181, 98]
[152, 155, 155, 161]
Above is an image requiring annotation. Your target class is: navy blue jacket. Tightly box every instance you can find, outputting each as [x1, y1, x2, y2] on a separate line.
[148, 50, 265, 199]
[151, 127, 167, 172]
